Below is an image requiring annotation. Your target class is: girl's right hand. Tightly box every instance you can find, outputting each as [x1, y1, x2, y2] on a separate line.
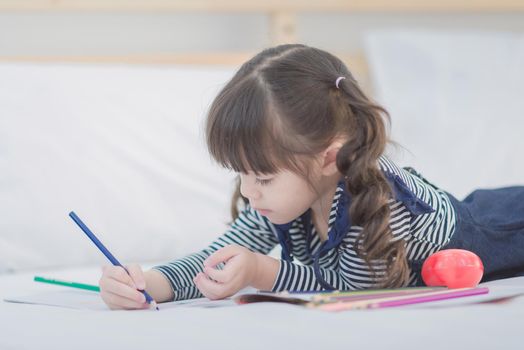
[99, 264, 150, 310]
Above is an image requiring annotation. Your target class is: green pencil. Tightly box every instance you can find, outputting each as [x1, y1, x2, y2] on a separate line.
[34, 276, 100, 292]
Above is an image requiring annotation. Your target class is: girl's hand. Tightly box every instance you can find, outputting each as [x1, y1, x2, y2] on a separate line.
[194, 245, 260, 300]
[99, 264, 150, 310]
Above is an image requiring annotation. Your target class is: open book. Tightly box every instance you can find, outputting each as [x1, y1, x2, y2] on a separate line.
[233, 286, 506, 311]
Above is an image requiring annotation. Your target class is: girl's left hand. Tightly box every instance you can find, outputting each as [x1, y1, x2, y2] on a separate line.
[194, 245, 259, 300]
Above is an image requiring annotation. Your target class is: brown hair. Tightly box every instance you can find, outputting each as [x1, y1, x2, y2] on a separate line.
[205, 44, 409, 288]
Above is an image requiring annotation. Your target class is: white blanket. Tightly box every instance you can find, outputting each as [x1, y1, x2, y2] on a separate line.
[1, 266, 524, 350]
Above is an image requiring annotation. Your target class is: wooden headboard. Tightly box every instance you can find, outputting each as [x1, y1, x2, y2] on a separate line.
[1, 0, 523, 91]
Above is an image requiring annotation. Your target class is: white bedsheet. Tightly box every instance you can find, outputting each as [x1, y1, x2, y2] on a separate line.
[1, 266, 523, 350]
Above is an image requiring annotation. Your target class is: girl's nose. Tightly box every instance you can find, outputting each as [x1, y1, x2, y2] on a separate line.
[240, 177, 261, 201]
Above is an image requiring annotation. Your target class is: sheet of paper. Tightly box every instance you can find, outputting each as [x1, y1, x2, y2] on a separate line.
[4, 290, 108, 310]
[3, 290, 236, 311]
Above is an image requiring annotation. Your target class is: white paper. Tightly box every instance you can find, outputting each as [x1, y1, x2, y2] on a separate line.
[4, 290, 108, 310]
[4, 290, 237, 311]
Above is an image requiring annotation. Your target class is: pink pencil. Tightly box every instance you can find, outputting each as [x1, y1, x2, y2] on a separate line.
[316, 289, 443, 303]
[317, 287, 489, 311]
[372, 287, 489, 309]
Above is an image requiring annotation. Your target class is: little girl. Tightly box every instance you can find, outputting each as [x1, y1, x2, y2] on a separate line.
[99, 44, 524, 309]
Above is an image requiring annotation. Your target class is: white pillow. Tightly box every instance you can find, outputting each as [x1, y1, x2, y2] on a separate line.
[0, 63, 238, 273]
[365, 30, 524, 199]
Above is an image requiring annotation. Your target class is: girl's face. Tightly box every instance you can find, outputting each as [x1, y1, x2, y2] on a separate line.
[239, 164, 331, 224]
[238, 140, 344, 224]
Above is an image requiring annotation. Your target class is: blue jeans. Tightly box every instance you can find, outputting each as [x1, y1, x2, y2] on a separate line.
[409, 186, 524, 285]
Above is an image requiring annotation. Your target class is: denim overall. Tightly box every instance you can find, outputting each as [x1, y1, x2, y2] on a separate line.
[441, 187, 524, 282]
[274, 172, 524, 289]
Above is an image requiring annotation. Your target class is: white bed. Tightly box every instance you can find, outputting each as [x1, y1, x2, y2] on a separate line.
[2, 30, 524, 349]
[2, 266, 524, 349]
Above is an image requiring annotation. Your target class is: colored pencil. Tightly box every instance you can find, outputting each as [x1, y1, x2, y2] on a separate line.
[69, 211, 159, 310]
[316, 287, 489, 311]
[315, 290, 440, 304]
[373, 287, 489, 309]
[311, 287, 444, 303]
[34, 276, 100, 292]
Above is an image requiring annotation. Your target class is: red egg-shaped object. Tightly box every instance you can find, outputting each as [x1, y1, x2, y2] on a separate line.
[421, 249, 484, 288]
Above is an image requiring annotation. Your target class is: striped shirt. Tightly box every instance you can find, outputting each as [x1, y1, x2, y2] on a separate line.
[154, 156, 457, 300]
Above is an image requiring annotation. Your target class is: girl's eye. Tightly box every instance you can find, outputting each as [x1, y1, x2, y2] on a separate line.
[255, 178, 273, 186]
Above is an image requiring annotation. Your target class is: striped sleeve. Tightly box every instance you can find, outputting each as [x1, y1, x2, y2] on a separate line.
[152, 206, 279, 301]
[271, 261, 325, 292]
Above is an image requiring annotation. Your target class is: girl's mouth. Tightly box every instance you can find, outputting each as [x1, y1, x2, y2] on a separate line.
[255, 208, 272, 216]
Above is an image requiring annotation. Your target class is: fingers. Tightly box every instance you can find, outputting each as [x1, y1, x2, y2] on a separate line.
[101, 275, 146, 303]
[195, 245, 250, 299]
[203, 265, 230, 284]
[204, 245, 240, 268]
[194, 272, 234, 300]
[104, 291, 149, 310]
[99, 265, 148, 310]
[103, 265, 136, 288]
[126, 264, 146, 290]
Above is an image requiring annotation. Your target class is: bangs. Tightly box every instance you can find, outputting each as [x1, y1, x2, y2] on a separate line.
[206, 77, 302, 175]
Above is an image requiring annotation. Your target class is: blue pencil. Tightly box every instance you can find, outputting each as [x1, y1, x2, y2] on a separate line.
[69, 211, 159, 310]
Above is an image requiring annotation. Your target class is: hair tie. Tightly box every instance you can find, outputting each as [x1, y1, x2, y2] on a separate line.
[335, 76, 346, 89]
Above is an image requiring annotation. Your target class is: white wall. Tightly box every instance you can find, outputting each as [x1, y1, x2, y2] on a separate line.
[1, 12, 524, 56]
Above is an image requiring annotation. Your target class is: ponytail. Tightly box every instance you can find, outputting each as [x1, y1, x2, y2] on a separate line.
[335, 78, 410, 288]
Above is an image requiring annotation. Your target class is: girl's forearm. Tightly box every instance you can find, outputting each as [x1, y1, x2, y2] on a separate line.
[146, 252, 279, 302]
[252, 253, 280, 291]
[144, 269, 175, 303]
